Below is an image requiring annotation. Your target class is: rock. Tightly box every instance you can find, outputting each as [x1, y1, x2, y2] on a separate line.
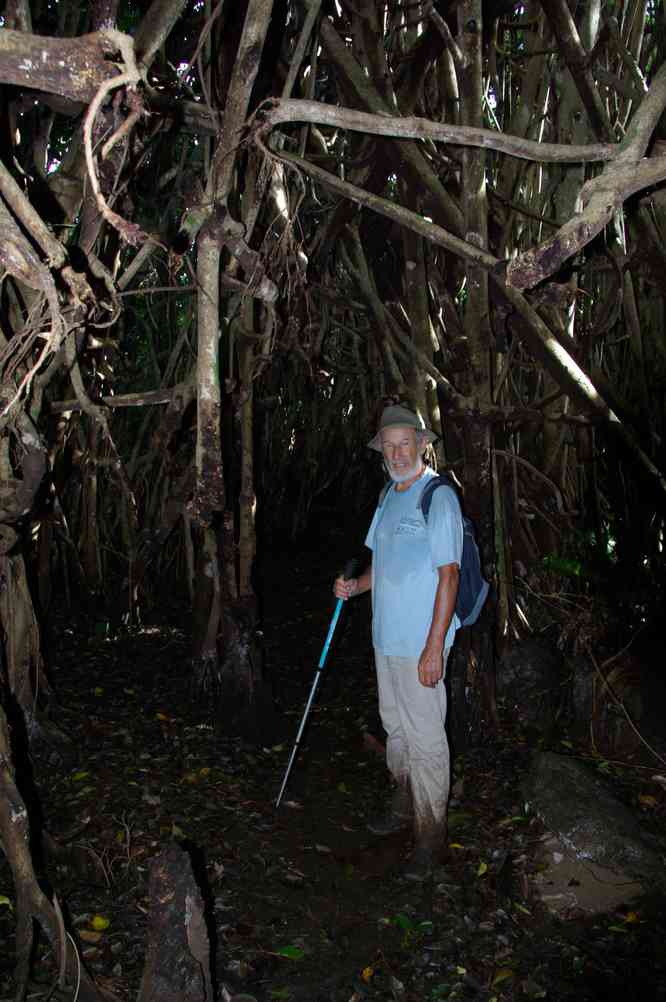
[524, 752, 665, 888]
[567, 652, 643, 753]
[496, 638, 564, 729]
[532, 833, 643, 916]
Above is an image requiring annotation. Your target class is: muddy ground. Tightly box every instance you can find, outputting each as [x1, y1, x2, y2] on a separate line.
[1, 535, 666, 1001]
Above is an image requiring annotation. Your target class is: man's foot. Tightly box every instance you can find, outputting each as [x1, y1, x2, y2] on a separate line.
[367, 809, 411, 836]
[402, 846, 434, 882]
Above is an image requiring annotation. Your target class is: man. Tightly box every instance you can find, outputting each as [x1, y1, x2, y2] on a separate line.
[335, 404, 463, 882]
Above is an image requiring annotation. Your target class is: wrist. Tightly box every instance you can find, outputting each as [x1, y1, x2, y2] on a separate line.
[425, 637, 444, 654]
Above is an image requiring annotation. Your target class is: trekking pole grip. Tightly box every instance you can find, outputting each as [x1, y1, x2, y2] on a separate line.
[342, 558, 359, 581]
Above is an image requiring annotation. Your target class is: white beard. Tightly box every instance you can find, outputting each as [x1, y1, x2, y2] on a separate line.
[387, 459, 423, 484]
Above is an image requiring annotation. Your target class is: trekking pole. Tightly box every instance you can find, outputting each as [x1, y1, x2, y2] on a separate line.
[275, 558, 359, 809]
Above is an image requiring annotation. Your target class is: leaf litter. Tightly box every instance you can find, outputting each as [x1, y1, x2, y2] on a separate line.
[1, 547, 666, 1001]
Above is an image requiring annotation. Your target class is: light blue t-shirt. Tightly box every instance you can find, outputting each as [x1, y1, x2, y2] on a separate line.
[364, 469, 463, 657]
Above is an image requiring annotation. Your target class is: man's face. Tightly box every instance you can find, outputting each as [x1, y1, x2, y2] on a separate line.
[380, 426, 424, 483]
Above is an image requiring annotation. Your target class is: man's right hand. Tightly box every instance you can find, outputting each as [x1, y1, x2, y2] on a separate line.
[334, 576, 358, 600]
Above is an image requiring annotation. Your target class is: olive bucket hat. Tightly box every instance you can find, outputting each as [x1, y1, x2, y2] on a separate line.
[367, 404, 438, 452]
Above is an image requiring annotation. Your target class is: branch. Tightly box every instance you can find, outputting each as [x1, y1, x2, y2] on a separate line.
[0, 29, 124, 102]
[0, 161, 66, 269]
[257, 144, 666, 499]
[506, 156, 666, 289]
[429, 9, 465, 70]
[617, 61, 666, 163]
[82, 30, 152, 246]
[540, 0, 614, 140]
[134, 0, 189, 71]
[48, 386, 184, 414]
[255, 98, 616, 164]
[255, 146, 497, 270]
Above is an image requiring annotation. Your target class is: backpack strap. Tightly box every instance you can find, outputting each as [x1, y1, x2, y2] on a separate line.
[418, 473, 456, 524]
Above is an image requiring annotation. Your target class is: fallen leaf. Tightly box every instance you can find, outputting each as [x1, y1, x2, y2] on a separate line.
[79, 929, 102, 944]
[623, 911, 640, 924]
[638, 794, 657, 808]
[0, 896, 12, 909]
[477, 861, 488, 877]
[449, 842, 465, 850]
[492, 967, 514, 987]
[90, 915, 110, 931]
[361, 966, 374, 982]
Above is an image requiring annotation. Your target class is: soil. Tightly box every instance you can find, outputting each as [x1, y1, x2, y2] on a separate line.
[1, 534, 666, 1002]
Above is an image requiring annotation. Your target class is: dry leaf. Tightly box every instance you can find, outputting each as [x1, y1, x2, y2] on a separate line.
[79, 929, 102, 944]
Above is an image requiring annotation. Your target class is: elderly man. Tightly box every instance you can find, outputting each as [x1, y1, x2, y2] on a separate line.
[335, 404, 463, 881]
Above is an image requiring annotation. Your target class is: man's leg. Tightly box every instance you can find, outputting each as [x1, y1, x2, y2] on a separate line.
[392, 650, 451, 878]
[368, 651, 412, 834]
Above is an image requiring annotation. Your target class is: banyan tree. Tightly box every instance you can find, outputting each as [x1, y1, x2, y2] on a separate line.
[0, 0, 665, 994]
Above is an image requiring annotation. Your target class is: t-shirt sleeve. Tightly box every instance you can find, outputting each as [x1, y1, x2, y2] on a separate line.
[427, 486, 464, 570]
[364, 506, 381, 552]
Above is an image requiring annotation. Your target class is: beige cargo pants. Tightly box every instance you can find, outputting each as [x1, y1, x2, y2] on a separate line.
[375, 649, 451, 847]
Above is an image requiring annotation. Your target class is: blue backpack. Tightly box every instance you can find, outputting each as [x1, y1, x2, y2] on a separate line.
[378, 474, 490, 627]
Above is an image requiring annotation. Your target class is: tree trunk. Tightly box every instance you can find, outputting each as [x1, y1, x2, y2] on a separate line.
[456, 0, 497, 735]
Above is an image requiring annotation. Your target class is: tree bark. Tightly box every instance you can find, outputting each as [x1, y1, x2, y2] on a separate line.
[137, 844, 213, 1002]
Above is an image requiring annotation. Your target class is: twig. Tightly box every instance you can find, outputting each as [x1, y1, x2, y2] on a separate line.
[53, 892, 67, 989]
[588, 646, 666, 768]
[495, 449, 567, 512]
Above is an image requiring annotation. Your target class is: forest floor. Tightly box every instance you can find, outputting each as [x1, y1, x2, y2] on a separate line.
[2, 534, 666, 1002]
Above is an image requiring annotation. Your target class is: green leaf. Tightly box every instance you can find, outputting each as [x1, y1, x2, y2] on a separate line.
[275, 945, 305, 961]
[0, 895, 13, 909]
[392, 913, 415, 932]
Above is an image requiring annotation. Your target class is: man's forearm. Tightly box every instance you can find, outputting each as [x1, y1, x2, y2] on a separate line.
[425, 564, 459, 651]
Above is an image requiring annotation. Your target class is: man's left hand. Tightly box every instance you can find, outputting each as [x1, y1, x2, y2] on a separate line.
[417, 644, 444, 688]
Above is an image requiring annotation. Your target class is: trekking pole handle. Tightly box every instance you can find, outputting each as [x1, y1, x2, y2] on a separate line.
[342, 558, 359, 581]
